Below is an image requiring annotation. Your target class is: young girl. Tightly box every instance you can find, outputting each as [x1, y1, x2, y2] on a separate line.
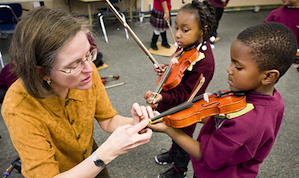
[149, 0, 172, 50]
[208, 0, 230, 41]
[144, 0, 216, 177]
[147, 22, 297, 178]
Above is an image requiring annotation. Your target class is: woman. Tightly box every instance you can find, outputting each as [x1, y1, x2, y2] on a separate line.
[1, 6, 153, 178]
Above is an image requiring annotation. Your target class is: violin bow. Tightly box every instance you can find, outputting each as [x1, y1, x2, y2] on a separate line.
[105, 82, 126, 89]
[166, 20, 176, 44]
[187, 74, 205, 102]
[103, 0, 163, 71]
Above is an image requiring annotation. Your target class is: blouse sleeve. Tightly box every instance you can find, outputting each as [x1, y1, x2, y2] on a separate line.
[92, 63, 118, 121]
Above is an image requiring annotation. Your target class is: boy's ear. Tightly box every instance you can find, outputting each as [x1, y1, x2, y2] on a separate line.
[262, 70, 280, 85]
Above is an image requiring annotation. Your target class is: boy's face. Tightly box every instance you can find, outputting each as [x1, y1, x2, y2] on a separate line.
[282, 0, 299, 6]
[227, 39, 265, 92]
[174, 10, 203, 48]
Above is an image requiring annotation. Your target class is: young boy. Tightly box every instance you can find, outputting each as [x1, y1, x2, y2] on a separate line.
[147, 22, 297, 178]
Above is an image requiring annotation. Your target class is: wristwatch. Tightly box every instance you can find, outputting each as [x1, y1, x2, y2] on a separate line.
[91, 152, 107, 167]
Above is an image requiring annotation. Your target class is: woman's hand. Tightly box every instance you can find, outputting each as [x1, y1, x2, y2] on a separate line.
[96, 119, 152, 164]
[131, 103, 154, 125]
[144, 91, 162, 104]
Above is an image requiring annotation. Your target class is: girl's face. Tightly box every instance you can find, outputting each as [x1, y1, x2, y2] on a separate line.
[48, 31, 94, 97]
[227, 39, 265, 92]
[282, 0, 299, 7]
[175, 10, 203, 49]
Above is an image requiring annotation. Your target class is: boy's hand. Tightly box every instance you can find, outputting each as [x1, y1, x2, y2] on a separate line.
[147, 120, 170, 133]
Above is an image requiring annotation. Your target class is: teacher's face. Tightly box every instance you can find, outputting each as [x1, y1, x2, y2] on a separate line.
[49, 31, 94, 97]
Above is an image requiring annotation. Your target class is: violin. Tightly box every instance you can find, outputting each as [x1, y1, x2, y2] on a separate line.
[149, 90, 247, 128]
[149, 46, 203, 104]
[101, 75, 119, 84]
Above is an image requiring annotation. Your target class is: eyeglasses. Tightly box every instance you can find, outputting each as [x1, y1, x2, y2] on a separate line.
[51, 47, 98, 75]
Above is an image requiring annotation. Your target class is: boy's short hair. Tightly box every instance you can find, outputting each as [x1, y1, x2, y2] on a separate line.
[237, 22, 297, 79]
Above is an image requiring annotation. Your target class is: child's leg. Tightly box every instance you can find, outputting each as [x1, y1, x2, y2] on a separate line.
[157, 124, 197, 177]
[172, 141, 190, 173]
[172, 124, 197, 173]
[161, 30, 171, 48]
[151, 29, 160, 50]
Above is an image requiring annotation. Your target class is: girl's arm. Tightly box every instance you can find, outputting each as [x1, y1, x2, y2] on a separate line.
[161, 1, 169, 21]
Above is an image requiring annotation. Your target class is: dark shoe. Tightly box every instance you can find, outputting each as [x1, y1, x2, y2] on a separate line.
[151, 42, 158, 50]
[155, 150, 174, 165]
[158, 167, 187, 178]
[162, 41, 171, 48]
[93, 52, 104, 67]
[161, 31, 171, 48]
[151, 32, 159, 50]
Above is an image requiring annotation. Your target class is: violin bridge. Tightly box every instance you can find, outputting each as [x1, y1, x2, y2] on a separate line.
[171, 57, 179, 64]
[203, 93, 209, 103]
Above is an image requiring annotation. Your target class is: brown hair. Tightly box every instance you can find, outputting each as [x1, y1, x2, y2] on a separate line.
[9, 6, 91, 98]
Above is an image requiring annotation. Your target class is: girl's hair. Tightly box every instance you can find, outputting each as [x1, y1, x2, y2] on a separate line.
[9, 6, 91, 99]
[180, 0, 216, 47]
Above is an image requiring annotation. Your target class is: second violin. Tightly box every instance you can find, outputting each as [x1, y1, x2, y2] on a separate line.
[149, 46, 205, 104]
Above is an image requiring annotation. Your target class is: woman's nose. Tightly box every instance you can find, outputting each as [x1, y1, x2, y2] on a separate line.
[82, 60, 94, 73]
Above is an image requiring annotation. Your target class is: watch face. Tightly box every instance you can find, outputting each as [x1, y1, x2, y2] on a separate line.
[95, 159, 105, 167]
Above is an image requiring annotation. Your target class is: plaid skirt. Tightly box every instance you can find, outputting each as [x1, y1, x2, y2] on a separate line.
[149, 8, 172, 30]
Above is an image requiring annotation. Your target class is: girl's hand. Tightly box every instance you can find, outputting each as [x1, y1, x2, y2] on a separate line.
[131, 103, 154, 125]
[163, 13, 169, 21]
[155, 64, 168, 77]
[144, 91, 162, 104]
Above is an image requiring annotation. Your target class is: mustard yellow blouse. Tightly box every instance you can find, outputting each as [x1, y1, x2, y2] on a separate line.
[1, 64, 118, 177]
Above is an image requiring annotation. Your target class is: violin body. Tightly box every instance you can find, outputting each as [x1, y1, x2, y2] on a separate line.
[156, 47, 202, 91]
[159, 91, 247, 128]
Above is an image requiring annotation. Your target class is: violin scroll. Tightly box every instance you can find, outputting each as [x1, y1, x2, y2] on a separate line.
[101, 75, 120, 84]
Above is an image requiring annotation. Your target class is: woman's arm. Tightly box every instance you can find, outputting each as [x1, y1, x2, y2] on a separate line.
[54, 119, 152, 178]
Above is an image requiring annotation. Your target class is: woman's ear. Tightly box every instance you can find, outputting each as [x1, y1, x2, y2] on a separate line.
[262, 69, 280, 85]
[36, 65, 49, 81]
